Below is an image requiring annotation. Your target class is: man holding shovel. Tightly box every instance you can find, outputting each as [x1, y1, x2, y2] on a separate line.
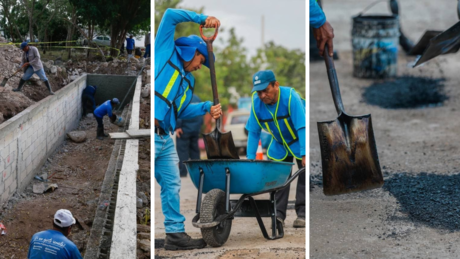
[155, 8, 223, 250]
[310, 0, 334, 57]
[245, 70, 306, 228]
[13, 42, 54, 95]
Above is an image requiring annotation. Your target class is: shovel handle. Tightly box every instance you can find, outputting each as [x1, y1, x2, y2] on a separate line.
[199, 25, 219, 43]
[323, 45, 345, 115]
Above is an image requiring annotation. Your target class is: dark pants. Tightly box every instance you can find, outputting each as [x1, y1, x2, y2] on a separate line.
[82, 95, 95, 116]
[95, 115, 103, 128]
[127, 49, 133, 55]
[275, 156, 305, 220]
[144, 44, 151, 58]
[176, 133, 200, 177]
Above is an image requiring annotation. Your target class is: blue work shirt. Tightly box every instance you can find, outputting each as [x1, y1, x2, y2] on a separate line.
[93, 100, 113, 118]
[28, 230, 82, 259]
[176, 94, 204, 135]
[155, 8, 213, 134]
[310, 0, 326, 28]
[246, 87, 306, 160]
[126, 38, 135, 50]
[83, 85, 97, 96]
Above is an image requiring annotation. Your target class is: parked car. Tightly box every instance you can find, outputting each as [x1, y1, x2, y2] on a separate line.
[225, 109, 272, 152]
[93, 36, 111, 47]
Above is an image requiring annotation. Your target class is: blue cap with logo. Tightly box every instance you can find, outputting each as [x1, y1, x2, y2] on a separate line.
[252, 70, 276, 92]
[20, 42, 28, 50]
[175, 35, 214, 68]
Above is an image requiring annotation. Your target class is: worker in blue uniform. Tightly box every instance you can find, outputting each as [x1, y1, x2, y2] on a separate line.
[310, 0, 335, 57]
[82, 85, 97, 116]
[245, 70, 306, 228]
[155, 8, 223, 250]
[93, 98, 120, 140]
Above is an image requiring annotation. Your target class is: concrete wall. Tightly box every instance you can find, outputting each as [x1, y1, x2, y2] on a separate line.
[0, 75, 87, 204]
[87, 74, 137, 109]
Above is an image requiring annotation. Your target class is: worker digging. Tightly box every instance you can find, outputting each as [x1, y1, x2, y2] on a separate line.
[154, 8, 223, 251]
[13, 42, 54, 95]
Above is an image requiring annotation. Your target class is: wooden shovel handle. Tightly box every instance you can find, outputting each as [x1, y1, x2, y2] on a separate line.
[200, 25, 221, 129]
[323, 45, 345, 115]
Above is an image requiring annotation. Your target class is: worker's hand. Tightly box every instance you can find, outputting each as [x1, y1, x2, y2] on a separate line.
[312, 20, 334, 57]
[302, 156, 306, 167]
[204, 16, 221, 28]
[22, 62, 30, 68]
[175, 128, 183, 138]
[210, 103, 222, 119]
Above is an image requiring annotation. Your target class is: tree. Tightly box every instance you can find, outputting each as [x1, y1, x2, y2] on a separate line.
[21, 0, 51, 41]
[0, 0, 24, 41]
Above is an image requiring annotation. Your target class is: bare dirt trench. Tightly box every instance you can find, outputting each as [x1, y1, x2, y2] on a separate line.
[0, 115, 116, 258]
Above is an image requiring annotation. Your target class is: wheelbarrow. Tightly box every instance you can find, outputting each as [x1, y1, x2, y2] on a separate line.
[184, 159, 304, 247]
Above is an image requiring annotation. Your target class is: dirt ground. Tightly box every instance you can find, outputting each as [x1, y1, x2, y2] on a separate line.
[310, 1, 460, 258]
[0, 115, 116, 258]
[137, 97, 152, 258]
[154, 157, 305, 258]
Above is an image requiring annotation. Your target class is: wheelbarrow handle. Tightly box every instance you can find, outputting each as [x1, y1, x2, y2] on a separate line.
[324, 45, 345, 115]
[199, 25, 219, 43]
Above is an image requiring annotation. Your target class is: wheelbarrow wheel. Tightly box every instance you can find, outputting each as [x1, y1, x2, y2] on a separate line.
[200, 188, 232, 247]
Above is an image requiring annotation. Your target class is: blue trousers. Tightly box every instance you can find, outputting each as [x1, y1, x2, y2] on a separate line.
[22, 66, 48, 81]
[144, 44, 151, 58]
[155, 133, 185, 233]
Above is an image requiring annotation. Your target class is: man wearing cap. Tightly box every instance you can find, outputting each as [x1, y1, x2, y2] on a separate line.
[14, 42, 54, 95]
[245, 70, 306, 228]
[126, 35, 135, 59]
[93, 98, 120, 140]
[155, 8, 222, 250]
[28, 209, 82, 259]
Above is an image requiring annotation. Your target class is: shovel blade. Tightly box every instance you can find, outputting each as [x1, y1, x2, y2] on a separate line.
[0, 78, 8, 87]
[317, 113, 383, 196]
[409, 30, 442, 56]
[414, 21, 460, 66]
[203, 128, 240, 159]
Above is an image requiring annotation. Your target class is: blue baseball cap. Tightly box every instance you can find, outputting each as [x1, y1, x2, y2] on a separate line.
[175, 35, 214, 68]
[112, 98, 120, 104]
[20, 42, 28, 50]
[252, 70, 276, 92]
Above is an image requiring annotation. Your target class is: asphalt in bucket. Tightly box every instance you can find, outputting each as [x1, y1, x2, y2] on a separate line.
[384, 172, 460, 231]
[363, 76, 448, 109]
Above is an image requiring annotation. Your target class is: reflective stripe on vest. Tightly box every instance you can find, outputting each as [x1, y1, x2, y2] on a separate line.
[251, 88, 301, 161]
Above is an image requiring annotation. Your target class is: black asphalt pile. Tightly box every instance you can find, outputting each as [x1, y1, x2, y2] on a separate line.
[384, 172, 460, 231]
[363, 76, 448, 109]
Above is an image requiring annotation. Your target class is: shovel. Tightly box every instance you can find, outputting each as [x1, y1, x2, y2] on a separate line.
[1, 67, 23, 87]
[413, 21, 460, 67]
[317, 45, 383, 196]
[200, 25, 239, 160]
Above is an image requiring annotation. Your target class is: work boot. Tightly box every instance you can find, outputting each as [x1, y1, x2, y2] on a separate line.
[164, 232, 207, 250]
[293, 217, 305, 228]
[13, 79, 26, 92]
[97, 127, 104, 140]
[44, 80, 55, 95]
[101, 127, 109, 137]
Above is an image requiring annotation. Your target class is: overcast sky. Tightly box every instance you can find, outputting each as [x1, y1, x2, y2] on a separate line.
[178, 0, 306, 57]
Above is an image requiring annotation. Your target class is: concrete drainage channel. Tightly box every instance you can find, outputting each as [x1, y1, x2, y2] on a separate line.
[0, 72, 145, 258]
[85, 106, 130, 259]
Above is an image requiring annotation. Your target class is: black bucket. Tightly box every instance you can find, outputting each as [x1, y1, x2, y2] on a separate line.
[352, 15, 400, 78]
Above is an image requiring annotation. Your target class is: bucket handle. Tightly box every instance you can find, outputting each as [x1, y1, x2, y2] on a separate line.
[357, 0, 392, 17]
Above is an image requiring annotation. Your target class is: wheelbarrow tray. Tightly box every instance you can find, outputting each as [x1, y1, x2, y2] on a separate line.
[184, 159, 294, 194]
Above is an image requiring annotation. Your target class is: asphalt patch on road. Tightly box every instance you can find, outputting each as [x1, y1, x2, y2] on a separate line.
[363, 76, 448, 109]
[384, 172, 460, 231]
